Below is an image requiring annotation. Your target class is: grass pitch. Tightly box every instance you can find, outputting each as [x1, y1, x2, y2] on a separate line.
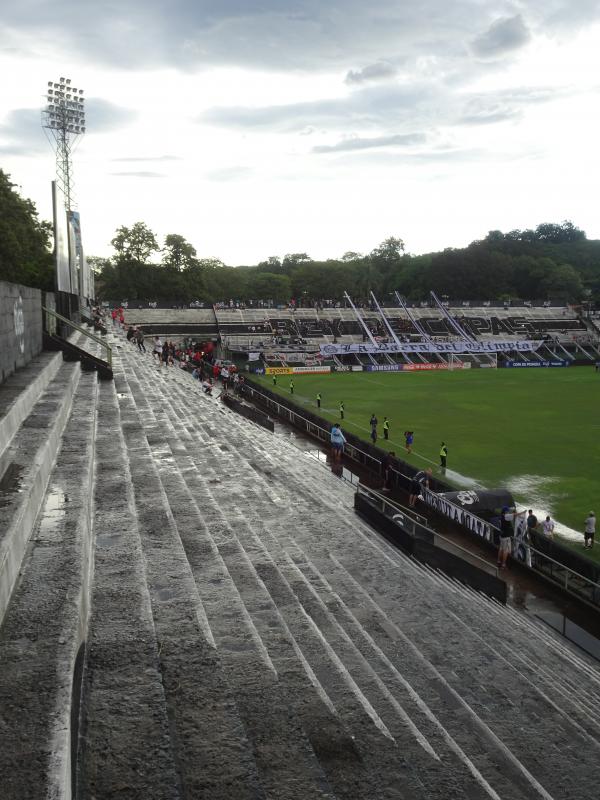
[255, 368, 599, 556]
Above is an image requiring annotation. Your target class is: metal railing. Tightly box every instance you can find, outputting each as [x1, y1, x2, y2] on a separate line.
[43, 306, 113, 368]
[528, 545, 600, 605]
[357, 483, 499, 577]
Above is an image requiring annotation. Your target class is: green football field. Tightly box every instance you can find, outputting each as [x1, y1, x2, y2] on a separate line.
[254, 367, 600, 556]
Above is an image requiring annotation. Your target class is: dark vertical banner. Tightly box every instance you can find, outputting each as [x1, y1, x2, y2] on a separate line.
[68, 213, 79, 296]
[52, 182, 71, 293]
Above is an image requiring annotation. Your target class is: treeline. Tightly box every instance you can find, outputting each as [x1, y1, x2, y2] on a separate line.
[0, 170, 54, 290]
[97, 221, 600, 304]
[1, 168, 599, 303]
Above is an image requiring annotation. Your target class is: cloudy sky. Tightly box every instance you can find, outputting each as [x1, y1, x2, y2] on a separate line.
[1, 1, 599, 264]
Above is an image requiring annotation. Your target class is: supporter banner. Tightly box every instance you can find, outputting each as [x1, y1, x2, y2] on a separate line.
[265, 366, 292, 375]
[504, 359, 570, 368]
[247, 352, 261, 361]
[292, 365, 331, 374]
[52, 182, 71, 293]
[265, 351, 320, 363]
[423, 488, 494, 541]
[320, 339, 542, 356]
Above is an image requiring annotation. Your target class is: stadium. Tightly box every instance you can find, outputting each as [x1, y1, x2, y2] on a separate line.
[3, 8, 600, 799]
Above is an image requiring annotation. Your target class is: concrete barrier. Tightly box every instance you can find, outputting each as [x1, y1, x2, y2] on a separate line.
[0, 281, 43, 384]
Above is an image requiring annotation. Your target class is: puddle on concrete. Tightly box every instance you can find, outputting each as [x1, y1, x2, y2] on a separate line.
[37, 486, 68, 541]
[0, 463, 25, 507]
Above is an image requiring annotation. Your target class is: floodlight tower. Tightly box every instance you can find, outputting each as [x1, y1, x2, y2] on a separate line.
[42, 77, 86, 211]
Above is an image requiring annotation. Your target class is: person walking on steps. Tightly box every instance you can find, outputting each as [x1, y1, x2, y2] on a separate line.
[439, 442, 448, 470]
[383, 417, 390, 440]
[330, 423, 346, 464]
[136, 327, 146, 353]
[316, 392, 322, 409]
[339, 401, 345, 420]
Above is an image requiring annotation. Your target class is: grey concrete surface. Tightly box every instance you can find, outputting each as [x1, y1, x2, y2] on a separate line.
[1, 330, 600, 800]
[0, 281, 43, 384]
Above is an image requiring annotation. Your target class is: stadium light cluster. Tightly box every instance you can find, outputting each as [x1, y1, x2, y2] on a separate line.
[42, 76, 86, 211]
[44, 77, 86, 134]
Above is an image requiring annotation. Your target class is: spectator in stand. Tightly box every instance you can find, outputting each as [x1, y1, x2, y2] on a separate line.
[526, 509, 538, 535]
[135, 327, 146, 352]
[542, 516, 555, 538]
[498, 507, 526, 569]
[153, 336, 163, 363]
[584, 512, 596, 549]
[161, 342, 170, 368]
[330, 423, 346, 463]
[409, 468, 431, 507]
[202, 378, 213, 395]
[221, 366, 230, 390]
[126, 325, 135, 342]
[381, 451, 396, 491]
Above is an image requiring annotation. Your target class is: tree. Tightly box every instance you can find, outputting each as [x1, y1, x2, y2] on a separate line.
[341, 251, 363, 262]
[370, 236, 405, 262]
[0, 170, 54, 290]
[111, 222, 159, 263]
[162, 234, 197, 271]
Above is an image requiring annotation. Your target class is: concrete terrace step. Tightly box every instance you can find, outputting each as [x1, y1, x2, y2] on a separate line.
[114, 363, 345, 799]
[79, 376, 266, 800]
[116, 353, 497, 799]
[0, 369, 98, 799]
[0, 358, 82, 626]
[108, 339, 600, 797]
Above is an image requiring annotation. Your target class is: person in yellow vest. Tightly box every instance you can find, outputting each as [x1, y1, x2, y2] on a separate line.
[289, 379, 294, 394]
[339, 401, 344, 419]
[439, 442, 448, 470]
[383, 417, 390, 440]
[316, 392, 321, 409]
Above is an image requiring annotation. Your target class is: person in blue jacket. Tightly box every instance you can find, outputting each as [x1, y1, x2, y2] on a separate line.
[330, 423, 346, 463]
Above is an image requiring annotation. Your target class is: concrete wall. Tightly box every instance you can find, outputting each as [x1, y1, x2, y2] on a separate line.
[0, 281, 43, 384]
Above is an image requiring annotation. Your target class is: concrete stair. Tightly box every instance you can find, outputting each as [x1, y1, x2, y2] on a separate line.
[1, 331, 599, 799]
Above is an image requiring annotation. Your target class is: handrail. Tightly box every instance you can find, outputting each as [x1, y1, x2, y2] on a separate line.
[357, 483, 498, 576]
[527, 544, 600, 591]
[359, 484, 429, 527]
[43, 306, 112, 368]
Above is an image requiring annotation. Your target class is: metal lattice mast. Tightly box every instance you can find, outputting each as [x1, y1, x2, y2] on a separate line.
[42, 77, 85, 211]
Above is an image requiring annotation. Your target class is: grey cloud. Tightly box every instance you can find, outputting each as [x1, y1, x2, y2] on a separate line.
[345, 62, 398, 85]
[0, 108, 47, 156]
[85, 98, 137, 132]
[471, 15, 531, 57]
[314, 132, 426, 153]
[110, 171, 166, 178]
[460, 107, 521, 125]
[205, 166, 252, 181]
[112, 155, 182, 162]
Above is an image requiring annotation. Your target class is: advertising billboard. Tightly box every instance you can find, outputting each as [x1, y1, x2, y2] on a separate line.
[52, 182, 71, 293]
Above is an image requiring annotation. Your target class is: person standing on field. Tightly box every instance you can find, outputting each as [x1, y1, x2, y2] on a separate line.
[316, 392, 321, 409]
[404, 431, 413, 454]
[272, 374, 277, 387]
[439, 442, 448, 470]
[383, 417, 390, 440]
[339, 401, 345, 419]
[370, 414, 378, 444]
[584, 512, 596, 549]
[289, 379, 294, 395]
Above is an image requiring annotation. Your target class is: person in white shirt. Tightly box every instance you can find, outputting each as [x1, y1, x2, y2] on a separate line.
[542, 516, 555, 539]
[584, 512, 596, 549]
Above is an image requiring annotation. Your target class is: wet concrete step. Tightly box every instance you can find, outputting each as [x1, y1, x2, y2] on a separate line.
[115, 365, 340, 799]
[77, 378, 184, 799]
[119, 361, 498, 799]
[0, 359, 81, 626]
[0, 370, 98, 800]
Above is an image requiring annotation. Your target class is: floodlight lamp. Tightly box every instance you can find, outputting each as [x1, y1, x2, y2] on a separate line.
[66, 78, 71, 84]
[60, 76, 64, 82]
